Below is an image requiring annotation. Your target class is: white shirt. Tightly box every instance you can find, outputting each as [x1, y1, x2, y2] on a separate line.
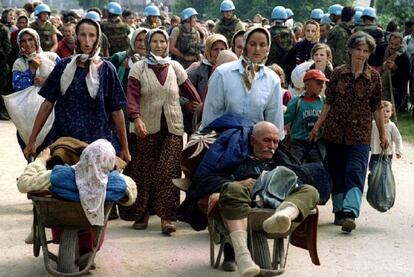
[201, 59, 285, 139]
[370, 120, 403, 156]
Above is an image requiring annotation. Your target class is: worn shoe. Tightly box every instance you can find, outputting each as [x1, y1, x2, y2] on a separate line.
[132, 214, 149, 230]
[341, 213, 356, 233]
[161, 219, 176, 235]
[334, 212, 345, 226]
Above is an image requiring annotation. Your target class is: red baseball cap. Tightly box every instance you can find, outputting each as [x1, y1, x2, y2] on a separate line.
[303, 69, 330, 82]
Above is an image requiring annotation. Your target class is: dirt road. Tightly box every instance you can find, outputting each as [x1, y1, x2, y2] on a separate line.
[0, 120, 413, 277]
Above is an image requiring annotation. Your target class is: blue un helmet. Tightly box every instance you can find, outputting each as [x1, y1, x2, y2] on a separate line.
[34, 4, 51, 16]
[320, 13, 332, 25]
[285, 8, 294, 19]
[181, 8, 198, 22]
[353, 11, 363, 26]
[85, 11, 101, 22]
[220, 0, 235, 12]
[310, 9, 324, 21]
[144, 5, 160, 17]
[354, 6, 364, 13]
[271, 6, 287, 21]
[107, 2, 122, 16]
[328, 4, 343, 16]
[361, 7, 376, 19]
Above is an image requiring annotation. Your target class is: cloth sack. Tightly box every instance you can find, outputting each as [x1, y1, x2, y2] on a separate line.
[367, 152, 396, 212]
[3, 53, 56, 147]
[251, 166, 298, 209]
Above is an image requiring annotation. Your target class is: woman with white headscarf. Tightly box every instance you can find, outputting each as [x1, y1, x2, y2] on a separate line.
[23, 18, 131, 164]
[125, 28, 200, 234]
[201, 26, 284, 140]
[17, 139, 137, 260]
[11, 28, 59, 151]
[109, 27, 149, 91]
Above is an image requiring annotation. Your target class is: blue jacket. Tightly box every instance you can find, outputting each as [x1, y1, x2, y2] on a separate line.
[194, 113, 254, 178]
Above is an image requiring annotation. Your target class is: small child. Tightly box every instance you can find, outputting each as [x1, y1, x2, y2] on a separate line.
[369, 100, 403, 171]
[284, 69, 328, 163]
[268, 63, 292, 111]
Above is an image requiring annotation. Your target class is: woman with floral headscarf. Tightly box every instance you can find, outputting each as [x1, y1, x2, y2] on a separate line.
[11, 28, 60, 151]
[23, 18, 131, 164]
[200, 26, 284, 139]
[125, 28, 200, 234]
[183, 33, 228, 135]
[109, 27, 149, 91]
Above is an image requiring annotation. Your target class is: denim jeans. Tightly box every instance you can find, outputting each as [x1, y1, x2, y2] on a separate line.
[325, 141, 370, 218]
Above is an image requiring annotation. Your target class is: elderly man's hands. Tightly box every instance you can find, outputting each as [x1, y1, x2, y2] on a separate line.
[239, 178, 256, 192]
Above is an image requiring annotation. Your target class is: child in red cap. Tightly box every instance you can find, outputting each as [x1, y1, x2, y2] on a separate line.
[284, 69, 329, 163]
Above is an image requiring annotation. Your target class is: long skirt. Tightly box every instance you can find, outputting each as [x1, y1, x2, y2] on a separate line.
[120, 123, 182, 221]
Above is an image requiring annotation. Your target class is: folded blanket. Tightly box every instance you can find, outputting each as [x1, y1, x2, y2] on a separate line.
[50, 164, 127, 202]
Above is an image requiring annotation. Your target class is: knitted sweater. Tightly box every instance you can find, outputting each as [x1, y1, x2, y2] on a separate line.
[370, 120, 403, 156]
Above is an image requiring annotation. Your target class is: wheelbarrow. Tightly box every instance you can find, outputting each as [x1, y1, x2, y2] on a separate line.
[28, 191, 113, 276]
[201, 194, 320, 276]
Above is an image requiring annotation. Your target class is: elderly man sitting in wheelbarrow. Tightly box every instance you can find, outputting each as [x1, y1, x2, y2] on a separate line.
[186, 120, 319, 277]
[16, 139, 137, 269]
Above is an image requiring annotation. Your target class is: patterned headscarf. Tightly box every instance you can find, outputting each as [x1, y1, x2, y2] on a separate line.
[241, 26, 271, 91]
[74, 139, 116, 226]
[143, 28, 171, 65]
[17, 28, 42, 60]
[61, 18, 102, 99]
[203, 33, 228, 65]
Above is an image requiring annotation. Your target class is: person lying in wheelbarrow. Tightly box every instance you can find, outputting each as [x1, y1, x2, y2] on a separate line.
[189, 121, 319, 277]
[16, 139, 137, 265]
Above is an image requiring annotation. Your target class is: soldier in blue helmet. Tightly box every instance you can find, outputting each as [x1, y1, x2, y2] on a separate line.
[101, 2, 130, 56]
[328, 4, 343, 25]
[310, 9, 324, 23]
[141, 4, 162, 29]
[30, 4, 58, 52]
[213, 0, 245, 47]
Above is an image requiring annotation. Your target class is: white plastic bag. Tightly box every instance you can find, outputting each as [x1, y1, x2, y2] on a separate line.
[3, 86, 55, 147]
[3, 53, 56, 147]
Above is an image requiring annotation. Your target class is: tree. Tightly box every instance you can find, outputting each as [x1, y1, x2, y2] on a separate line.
[376, 0, 414, 28]
[173, 0, 353, 22]
[77, 0, 108, 10]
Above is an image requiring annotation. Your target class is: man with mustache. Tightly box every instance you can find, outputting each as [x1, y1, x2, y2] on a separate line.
[189, 121, 319, 276]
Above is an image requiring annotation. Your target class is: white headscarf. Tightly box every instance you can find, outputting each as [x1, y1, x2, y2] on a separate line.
[60, 19, 102, 99]
[17, 28, 43, 60]
[126, 27, 149, 67]
[143, 28, 171, 65]
[74, 139, 116, 226]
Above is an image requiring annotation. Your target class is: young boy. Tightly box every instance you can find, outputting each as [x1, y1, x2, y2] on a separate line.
[284, 69, 328, 163]
[55, 23, 75, 58]
[369, 100, 403, 171]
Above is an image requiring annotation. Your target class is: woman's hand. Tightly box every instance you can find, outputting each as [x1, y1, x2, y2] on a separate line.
[30, 56, 41, 73]
[239, 178, 256, 192]
[380, 135, 389, 150]
[120, 148, 131, 163]
[123, 58, 130, 69]
[23, 141, 37, 160]
[185, 101, 200, 113]
[34, 76, 45, 87]
[134, 118, 147, 138]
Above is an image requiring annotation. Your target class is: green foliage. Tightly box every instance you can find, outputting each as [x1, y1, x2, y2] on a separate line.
[77, 0, 108, 10]
[173, 0, 353, 22]
[398, 112, 414, 143]
[376, 0, 414, 28]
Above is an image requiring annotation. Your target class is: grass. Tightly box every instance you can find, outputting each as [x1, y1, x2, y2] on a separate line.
[396, 112, 414, 143]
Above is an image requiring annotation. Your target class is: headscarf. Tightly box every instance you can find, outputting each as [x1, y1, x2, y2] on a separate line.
[17, 27, 42, 60]
[143, 28, 171, 65]
[241, 26, 271, 91]
[203, 33, 228, 65]
[125, 27, 149, 67]
[60, 18, 102, 99]
[73, 139, 116, 226]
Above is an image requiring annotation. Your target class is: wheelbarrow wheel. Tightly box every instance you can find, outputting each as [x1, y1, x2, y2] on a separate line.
[57, 229, 79, 273]
[249, 231, 271, 270]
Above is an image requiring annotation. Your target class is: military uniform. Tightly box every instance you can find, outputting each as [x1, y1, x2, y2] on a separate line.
[29, 20, 57, 51]
[355, 23, 383, 38]
[327, 22, 352, 67]
[101, 17, 130, 56]
[0, 23, 10, 119]
[170, 25, 201, 69]
[266, 25, 294, 71]
[213, 16, 244, 47]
